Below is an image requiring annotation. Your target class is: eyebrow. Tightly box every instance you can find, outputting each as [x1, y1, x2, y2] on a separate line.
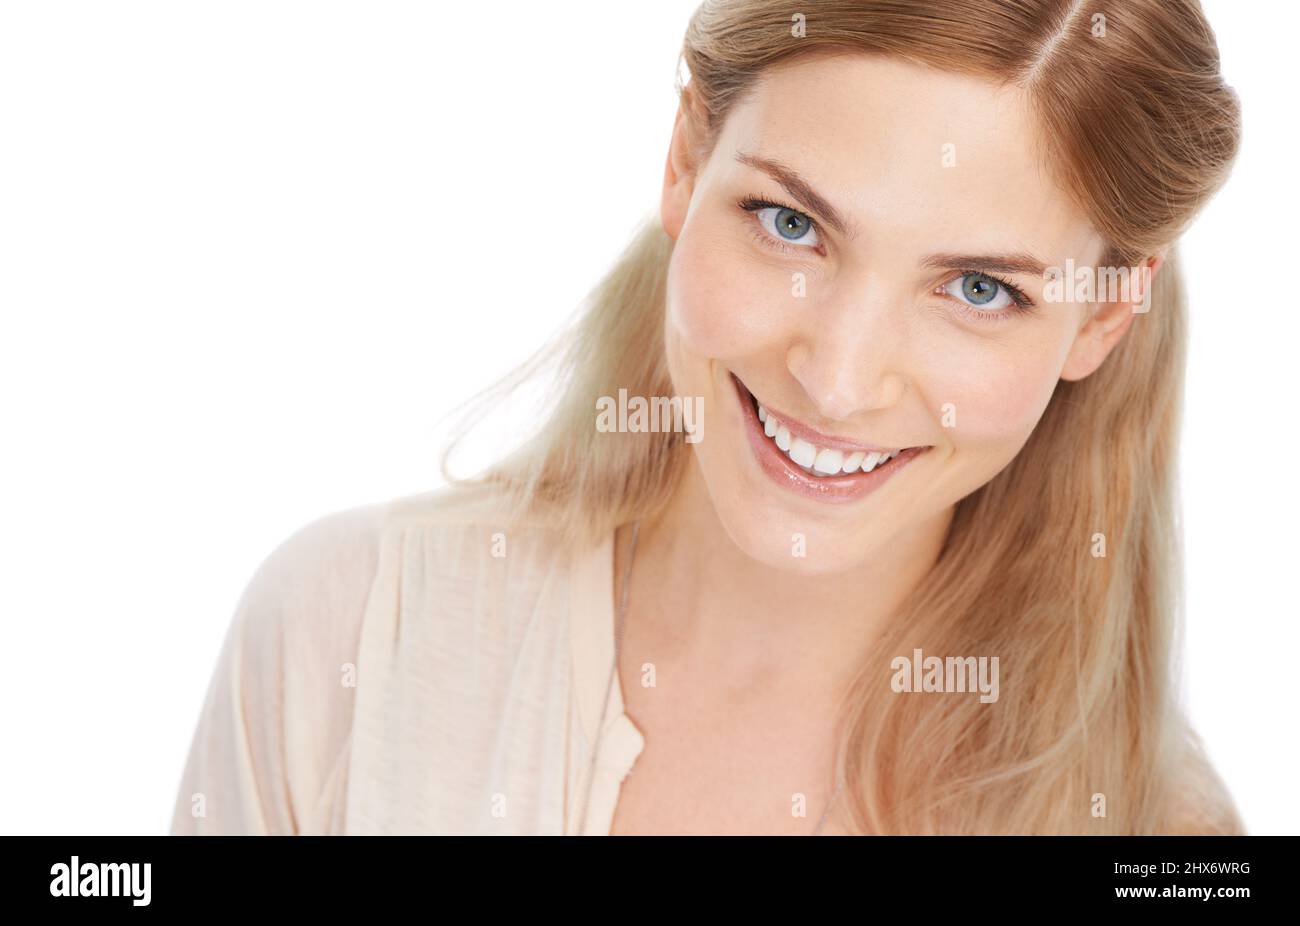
[734, 150, 1050, 277]
[920, 252, 1049, 277]
[734, 150, 855, 238]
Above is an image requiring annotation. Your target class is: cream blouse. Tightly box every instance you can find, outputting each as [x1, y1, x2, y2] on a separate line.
[168, 482, 642, 835]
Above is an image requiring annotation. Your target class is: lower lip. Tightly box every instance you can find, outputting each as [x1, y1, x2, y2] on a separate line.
[732, 373, 929, 504]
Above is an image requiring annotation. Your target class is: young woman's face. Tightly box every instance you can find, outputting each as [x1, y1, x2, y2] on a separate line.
[660, 53, 1136, 574]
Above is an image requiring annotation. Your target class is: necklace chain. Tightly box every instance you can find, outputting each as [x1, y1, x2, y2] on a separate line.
[579, 521, 844, 836]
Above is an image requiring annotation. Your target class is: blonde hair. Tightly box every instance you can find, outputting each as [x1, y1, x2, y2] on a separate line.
[442, 0, 1243, 834]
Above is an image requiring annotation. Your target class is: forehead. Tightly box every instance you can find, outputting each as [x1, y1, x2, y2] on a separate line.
[707, 52, 1104, 266]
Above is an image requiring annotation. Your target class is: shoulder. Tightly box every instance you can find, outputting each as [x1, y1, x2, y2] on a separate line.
[175, 480, 584, 834]
[244, 480, 580, 647]
[381, 479, 585, 584]
[246, 480, 531, 621]
[172, 496, 389, 834]
[241, 497, 390, 622]
[217, 496, 390, 690]
[223, 496, 394, 789]
[241, 481, 587, 660]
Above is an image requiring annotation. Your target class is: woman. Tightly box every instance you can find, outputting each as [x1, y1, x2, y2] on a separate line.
[171, 0, 1243, 835]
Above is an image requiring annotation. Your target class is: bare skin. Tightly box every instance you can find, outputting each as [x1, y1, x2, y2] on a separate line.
[608, 52, 1160, 835]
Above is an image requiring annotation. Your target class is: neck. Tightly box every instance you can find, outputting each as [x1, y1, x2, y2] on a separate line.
[625, 455, 954, 704]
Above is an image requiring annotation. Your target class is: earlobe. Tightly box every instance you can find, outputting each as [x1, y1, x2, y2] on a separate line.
[1059, 325, 1105, 382]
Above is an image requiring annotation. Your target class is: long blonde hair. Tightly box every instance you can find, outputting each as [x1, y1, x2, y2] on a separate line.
[442, 0, 1243, 834]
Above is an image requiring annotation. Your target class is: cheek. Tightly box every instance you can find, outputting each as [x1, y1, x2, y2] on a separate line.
[665, 222, 792, 360]
[922, 345, 1064, 452]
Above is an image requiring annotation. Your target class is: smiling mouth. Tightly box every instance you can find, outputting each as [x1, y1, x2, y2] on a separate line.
[732, 373, 925, 479]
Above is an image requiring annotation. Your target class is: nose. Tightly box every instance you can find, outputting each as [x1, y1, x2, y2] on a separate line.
[786, 293, 908, 421]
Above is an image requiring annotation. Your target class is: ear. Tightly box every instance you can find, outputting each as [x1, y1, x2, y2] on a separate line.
[1059, 250, 1167, 382]
[660, 90, 703, 241]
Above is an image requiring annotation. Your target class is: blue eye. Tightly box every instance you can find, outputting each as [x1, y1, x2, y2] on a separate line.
[942, 272, 1018, 311]
[739, 196, 821, 250]
[765, 206, 816, 243]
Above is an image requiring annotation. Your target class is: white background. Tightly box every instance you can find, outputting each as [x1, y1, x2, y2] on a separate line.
[0, 1, 1293, 835]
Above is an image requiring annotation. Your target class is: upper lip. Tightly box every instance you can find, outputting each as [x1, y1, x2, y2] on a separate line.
[735, 374, 918, 455]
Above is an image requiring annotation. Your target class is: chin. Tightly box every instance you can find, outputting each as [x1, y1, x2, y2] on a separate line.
[703, 479, 894, 576]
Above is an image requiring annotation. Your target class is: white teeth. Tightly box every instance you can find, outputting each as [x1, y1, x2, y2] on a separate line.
[789, 437, 817, 468]
[813, 448, 844, 474]
[753, 399, 904, 478]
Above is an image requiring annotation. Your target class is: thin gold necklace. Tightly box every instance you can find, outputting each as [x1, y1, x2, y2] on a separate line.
[578, 521, 845, 835]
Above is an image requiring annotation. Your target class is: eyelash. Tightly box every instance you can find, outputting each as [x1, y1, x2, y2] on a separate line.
[739, 194, 822, 255]
[736, 193, 1036, 323]
[943, 272, 1036, 322]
